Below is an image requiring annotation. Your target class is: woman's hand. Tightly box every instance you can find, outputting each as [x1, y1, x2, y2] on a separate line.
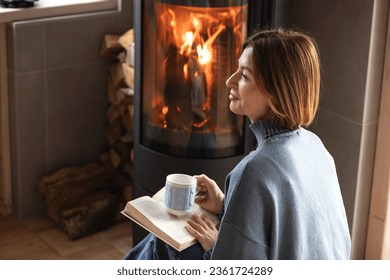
[185, 214, 218, 252]
[194, 174, 225, 215]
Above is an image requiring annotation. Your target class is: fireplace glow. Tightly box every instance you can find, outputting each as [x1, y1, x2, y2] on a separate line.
[142, 1, 248, 158]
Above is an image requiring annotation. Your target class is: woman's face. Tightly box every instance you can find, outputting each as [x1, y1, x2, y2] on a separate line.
[226, 47, 270, 123]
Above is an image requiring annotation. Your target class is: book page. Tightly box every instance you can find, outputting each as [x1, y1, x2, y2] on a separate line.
[152, 187, 165, 202]
[129, 197, 195, 245]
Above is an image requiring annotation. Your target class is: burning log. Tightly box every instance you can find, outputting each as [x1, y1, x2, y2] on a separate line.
[163, 45, 193, 130]
[187, 54, 208, 125]
[188, 55, 207, 108]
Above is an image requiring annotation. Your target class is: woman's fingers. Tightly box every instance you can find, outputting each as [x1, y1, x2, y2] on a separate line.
[195, 193, 207, 203]
[203, 215, 216, 228]
[185, 223, 202, 238]
[187, 215, 215, 233]
[185, 214, 218, 252]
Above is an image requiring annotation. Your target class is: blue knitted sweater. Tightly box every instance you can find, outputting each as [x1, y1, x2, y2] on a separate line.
[210, 120, 351, 259]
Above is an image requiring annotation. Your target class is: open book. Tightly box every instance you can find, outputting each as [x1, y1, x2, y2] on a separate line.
[121, 187, 219, 252]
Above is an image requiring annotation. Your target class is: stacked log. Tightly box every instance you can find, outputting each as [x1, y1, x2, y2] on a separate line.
[100, 29, 135, 203]
[38, 162, 120, 240]
[38, 29, 136, 240]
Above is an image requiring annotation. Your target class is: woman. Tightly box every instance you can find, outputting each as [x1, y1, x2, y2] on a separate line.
[124, 28, 351, 260]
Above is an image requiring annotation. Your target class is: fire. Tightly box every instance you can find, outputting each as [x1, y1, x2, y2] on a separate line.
[155, 4, 247, 130]
[183, 63, 188, 80]
[162, 106, 169, 128]
[180, 31, 194, 56]
[174, 10, 227, 67]
[162, 106, 169, 115]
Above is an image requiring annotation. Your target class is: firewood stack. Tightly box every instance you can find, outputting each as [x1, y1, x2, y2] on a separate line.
[38, 29, 136, 240]
[99, 29, 135, 204]
[38, 162, 118, 240]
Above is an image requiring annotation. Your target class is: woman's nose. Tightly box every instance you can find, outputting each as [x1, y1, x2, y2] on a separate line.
[226, 71, 238, 88]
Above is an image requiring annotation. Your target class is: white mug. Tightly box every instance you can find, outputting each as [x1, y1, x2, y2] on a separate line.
[164, 173, 196, 216]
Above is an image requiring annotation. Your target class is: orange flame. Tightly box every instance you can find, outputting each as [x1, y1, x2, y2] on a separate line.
[162, 106, 169, 115]
[157, 4, 246, 128]
[162, 106, 169, 128]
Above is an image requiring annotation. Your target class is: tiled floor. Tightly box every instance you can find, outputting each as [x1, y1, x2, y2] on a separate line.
[0, 215, 133, 260]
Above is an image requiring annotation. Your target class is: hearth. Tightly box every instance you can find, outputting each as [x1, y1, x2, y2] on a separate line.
[133, 0, 272, 243]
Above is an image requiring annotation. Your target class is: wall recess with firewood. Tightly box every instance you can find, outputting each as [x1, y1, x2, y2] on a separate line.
[37, 27, 135, 239]
[5, 0, 133, 234]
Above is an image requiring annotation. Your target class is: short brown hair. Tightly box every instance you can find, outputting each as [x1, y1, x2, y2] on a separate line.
[243, 28, 321, 130]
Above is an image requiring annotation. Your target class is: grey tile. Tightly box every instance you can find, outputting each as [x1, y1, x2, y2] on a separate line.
[45, 18, 104, 68]
[320, 61, 368, 125]
[10, 71, 47, 218]
[7, 72, 20, 213]
[275, 0, 374, 124]
[8, 22, 45, 73]
[45, 11, 133, 69]
[46, 62, 109, 171]
[6, 23, 15, 72]
[120, 0, 134, 26]
[5, 4, 133, 221]
[7, 71, 16, 135]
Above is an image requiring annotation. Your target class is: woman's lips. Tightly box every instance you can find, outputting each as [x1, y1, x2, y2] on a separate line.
[229, 93, 239, 101]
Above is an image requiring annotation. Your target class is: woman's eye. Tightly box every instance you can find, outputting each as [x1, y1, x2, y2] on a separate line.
[241, 73, 248, 79]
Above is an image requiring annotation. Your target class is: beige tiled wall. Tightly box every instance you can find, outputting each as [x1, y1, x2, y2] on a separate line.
[366, 9, 390, 258]
[6, 1, 133, 219]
